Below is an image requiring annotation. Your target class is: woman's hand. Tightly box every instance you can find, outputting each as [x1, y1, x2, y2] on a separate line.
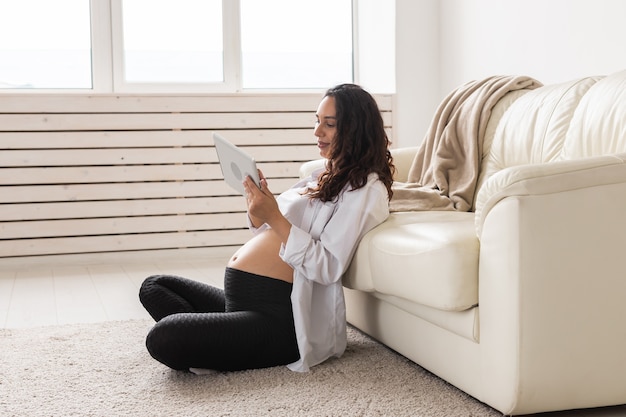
[243, 170, 277, 224]
[243, 170, 292, 243]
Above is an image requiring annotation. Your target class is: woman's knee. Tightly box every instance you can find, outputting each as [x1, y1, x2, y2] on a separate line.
[138, 275, 160, 304]
[145, 315, 187, 370]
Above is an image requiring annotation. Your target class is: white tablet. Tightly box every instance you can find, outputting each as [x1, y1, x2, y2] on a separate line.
[213, 132, 261, 195]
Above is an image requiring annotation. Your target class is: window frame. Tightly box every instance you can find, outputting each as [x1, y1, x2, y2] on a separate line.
[1, 0, 393, 94]
[108, 0, 242, 93]
[108, 0, 355, 94]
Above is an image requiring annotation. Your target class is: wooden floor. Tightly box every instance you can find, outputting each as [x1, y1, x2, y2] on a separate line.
[0, 249, 233, 329]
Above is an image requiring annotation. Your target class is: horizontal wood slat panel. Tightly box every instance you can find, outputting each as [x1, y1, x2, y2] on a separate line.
[0, 145, 320, 166]
[0, 93, 393, 258]
[0, 197, 244, 221]
[0, 112, 392, 132]
[0, 93, 392, 113]
[0, 229, 251, 258]
[0, 112, 320, 131]
[3, 162, 305, 185]
[0, 178, 296, 203]
[0, 127, 392, 150]
[0, 213, 247, 239]
[0, 129, 316, 149]
[3, 165, 223, 184]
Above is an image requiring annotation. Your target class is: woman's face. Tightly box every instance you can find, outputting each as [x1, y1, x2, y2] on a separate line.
[314, 96, 337, 159]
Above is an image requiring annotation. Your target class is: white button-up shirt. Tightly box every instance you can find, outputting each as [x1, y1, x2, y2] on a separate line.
[250, 168, 390, 371]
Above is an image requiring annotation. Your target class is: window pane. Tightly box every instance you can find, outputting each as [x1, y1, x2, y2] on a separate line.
[0, 0, 91, 89]
[240, 0, 353, 89]
[121, 0, 222, 83]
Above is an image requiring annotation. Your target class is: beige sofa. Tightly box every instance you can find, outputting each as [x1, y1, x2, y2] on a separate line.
[302, 70, 626, 415]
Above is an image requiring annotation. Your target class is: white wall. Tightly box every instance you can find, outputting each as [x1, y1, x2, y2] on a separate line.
[356, 0, 396, 94]
[394, 0, 441, 148]
[394, 0, 626, 148]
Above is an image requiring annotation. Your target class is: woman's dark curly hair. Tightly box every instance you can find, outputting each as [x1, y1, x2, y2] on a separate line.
[308, 83, 395, 202]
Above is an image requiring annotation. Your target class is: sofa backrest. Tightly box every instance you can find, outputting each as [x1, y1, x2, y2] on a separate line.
[475, 69, 626, 205]
[561, 70, 626, 160]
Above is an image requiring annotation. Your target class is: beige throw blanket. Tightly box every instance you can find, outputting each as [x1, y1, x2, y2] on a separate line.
[390, 75, 542, 212]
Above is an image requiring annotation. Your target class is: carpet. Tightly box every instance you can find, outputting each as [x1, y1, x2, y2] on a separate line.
[0, 319, 501, 417]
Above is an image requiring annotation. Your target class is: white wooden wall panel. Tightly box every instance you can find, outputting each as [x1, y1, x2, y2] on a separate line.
[0, 147, 320, 166]
[0, 93, 393, 259]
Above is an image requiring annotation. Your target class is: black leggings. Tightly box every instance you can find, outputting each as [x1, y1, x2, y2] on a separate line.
[138, 267, 300, 371]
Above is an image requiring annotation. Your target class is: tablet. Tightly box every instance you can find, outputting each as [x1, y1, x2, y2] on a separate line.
[213, 132, 261, 195]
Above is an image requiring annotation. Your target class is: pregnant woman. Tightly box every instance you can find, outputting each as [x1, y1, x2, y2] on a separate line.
[139, 83, 395, 372]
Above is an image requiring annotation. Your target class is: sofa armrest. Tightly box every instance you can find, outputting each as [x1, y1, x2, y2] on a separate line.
[476, 153, 626, 411]
[390, 146, 419, 182]
[298, 146, 420, 181]
[474, 153, 626, 237]
[299, 159, 326, 179]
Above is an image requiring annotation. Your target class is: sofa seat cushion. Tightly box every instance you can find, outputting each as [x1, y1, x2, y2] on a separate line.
[343, 211, 478, 311]
[375, 293, 480, 342]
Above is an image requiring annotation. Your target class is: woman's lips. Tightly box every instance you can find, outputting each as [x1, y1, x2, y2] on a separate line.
[317, 141, 330, 149]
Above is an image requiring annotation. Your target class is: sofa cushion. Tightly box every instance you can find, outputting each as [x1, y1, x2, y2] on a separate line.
[344, 211, 478, 312]
[473, 88, 530, 209]
[562, 69, 626, 159]
[483, 76, 599, 178]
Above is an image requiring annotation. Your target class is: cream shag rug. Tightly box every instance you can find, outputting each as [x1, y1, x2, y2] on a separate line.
[0, 320, 501, 417]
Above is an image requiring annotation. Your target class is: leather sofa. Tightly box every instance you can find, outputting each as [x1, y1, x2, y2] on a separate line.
[301, 70, 626, 415]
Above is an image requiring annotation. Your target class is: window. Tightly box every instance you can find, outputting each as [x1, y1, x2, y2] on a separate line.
[117, 0, 353, 91]
[0, 0, 394, 93]
[120, 0, 223, 84]
[240, 0, 353, 89]
[0, 0, 92, 89]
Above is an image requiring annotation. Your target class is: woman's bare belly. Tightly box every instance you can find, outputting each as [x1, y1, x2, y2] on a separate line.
[227, 228, 294, 283]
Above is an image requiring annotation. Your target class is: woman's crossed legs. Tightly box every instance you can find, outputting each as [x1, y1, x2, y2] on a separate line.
[139, 268, 299, 372]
